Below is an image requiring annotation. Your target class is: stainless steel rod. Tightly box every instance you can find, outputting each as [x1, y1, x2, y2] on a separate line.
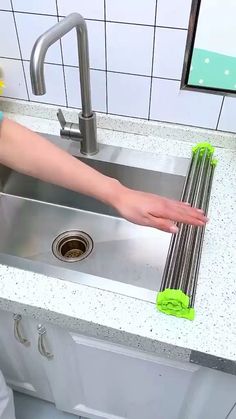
[190, 164, 215, 306]
[170, 150, 205, 289]
[162, 150, 201, 290]
[160, 154, 194, 291]
[178, 150, 210, 293]
[159, 143, 216, 314]
[160, 150, 200, 291]
[185, 157, 212, 297]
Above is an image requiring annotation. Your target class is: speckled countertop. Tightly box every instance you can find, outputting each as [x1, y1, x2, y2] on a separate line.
[0, 100, 236, 370]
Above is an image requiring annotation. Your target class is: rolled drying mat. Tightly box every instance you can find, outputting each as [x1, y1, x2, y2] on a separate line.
[156, 143, 217, 320]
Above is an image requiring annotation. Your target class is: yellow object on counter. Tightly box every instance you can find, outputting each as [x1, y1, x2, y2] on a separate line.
[0, 66, 4, 94]
[0, 80, 4, 95]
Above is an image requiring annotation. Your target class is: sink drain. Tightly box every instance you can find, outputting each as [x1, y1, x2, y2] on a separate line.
[52, 230, 93, 262]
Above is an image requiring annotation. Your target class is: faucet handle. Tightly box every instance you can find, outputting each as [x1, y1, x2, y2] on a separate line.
[57, 108, 66, 129]
[56, 108, 82, 142]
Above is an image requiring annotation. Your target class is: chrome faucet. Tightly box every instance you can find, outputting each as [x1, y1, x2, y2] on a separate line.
[30, 13, 98, 155]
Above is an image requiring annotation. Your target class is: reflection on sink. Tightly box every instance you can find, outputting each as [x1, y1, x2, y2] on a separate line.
[0, 135, 189, 302]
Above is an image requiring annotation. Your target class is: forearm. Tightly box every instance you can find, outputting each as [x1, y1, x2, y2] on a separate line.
[0, 118, 122, 206]
[0, 117, 208, 233]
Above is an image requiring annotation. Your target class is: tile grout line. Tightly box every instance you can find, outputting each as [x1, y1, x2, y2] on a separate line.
[55, 0, 68, 108]
[0, 9, 189, 30]
[148, 0, 159, 120]
[0, 56, 183, 82]
[9, 0, 30, 101]
[216, 96, 225, 130]
[104, 0, 108, 114]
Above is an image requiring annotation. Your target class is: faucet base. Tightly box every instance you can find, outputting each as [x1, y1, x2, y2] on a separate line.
[79, 112, 98, 155]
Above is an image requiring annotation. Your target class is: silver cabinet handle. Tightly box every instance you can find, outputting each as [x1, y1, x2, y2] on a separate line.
[37, 324, 53, 360]
[13, 314, 30, 347]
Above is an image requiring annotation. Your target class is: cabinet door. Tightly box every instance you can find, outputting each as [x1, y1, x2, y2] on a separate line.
[227, 404, 236, 419]
[180, 367, 236, 419]
[43, 325, 200, 419]
[0, 310, 53, 402]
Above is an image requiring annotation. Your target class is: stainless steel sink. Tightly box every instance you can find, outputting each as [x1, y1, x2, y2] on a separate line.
[0, 134, 189, 302]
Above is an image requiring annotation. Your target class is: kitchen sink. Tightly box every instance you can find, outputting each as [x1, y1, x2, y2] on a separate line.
[0, 134, 189, 302]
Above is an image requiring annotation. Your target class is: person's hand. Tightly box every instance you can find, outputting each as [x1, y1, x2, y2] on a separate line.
[112, 185, 208, 233]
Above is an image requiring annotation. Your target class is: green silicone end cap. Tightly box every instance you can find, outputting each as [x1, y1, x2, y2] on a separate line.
[211, 158, 218, 167]
[156, 289, 195, 321]
[192, 142, 215, 158]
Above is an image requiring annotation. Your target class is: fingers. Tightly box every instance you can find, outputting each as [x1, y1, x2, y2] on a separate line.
[147, 216, 179, 233]
[155, 200, 208, 226]
[173, 206, 208, 226]
[165, 197, 205, 211]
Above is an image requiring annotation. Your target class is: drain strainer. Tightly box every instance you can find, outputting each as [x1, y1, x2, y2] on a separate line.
[52, 230, 93, 262]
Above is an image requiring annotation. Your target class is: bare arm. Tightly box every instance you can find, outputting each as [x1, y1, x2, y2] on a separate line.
[0, 117, 119, 205]
[0, 117, 207, 233]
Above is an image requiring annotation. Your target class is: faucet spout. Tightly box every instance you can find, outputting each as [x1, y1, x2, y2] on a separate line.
[30, 13, 92, 118]
[30, 13, 98, 154]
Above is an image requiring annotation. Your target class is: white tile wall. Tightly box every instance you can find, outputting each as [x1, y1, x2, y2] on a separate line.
[107, 72, 150, 118]
[57, 0, 104, 20]
[15, 13, 62, 64]
[156, 0, 192, 29]
[106, 23, 154, 75]
[0, 0, 235, 133]
[150, 78, 223, 129]
[61, 20, 105, 69]
[153, 28, 188, 80]
[0, 58, 28, 100]
[0, 0, 11, 11]
[23, 61, 66, 105]
[217, 97, 236, 133]
[0, 11, 20, 59]
[65, 67, 106, 112]
[12, 0, 57, 15]
[106, 0, 156, 25]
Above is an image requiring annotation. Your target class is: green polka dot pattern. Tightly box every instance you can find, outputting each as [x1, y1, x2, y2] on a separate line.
[188, 48, 236, 91]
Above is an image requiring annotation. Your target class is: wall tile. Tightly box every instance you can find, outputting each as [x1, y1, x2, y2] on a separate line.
[0, 1, 235, 132]
[57, 0, 104, 20]
[106, 0, 156, 25]
[107, 72, 150, 118]
[217, 97, 236, 133]
[65, 67, 106, 112]
[150, 78, 223, 129]
[23, 61, 66, 105]
[0, 58, 28, 100]
[153, 28, 187, 80]
[156, 0, 192, 29]
[107, 22, 154, 75]
[15, 13, 62, 63]
[0, 11, 20, 59]
[12, 0, 57, 15]
[0, 0, 11, 10]
[61, 20, 105, 70]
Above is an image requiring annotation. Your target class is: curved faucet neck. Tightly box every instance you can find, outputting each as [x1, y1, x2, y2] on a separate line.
[30, 13, 92, 118]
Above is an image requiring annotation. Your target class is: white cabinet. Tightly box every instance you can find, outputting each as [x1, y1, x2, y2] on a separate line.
[42, 325, 200, 419]
[0, 308, 236, 419]
[227, 404, 236, 419]
[40, 326, 236, 419]
[0, 310, 53, 402]
[181, 367, 236, 419]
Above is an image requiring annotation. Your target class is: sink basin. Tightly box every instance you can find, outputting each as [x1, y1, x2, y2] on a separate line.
[0, 134, 189, 302]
